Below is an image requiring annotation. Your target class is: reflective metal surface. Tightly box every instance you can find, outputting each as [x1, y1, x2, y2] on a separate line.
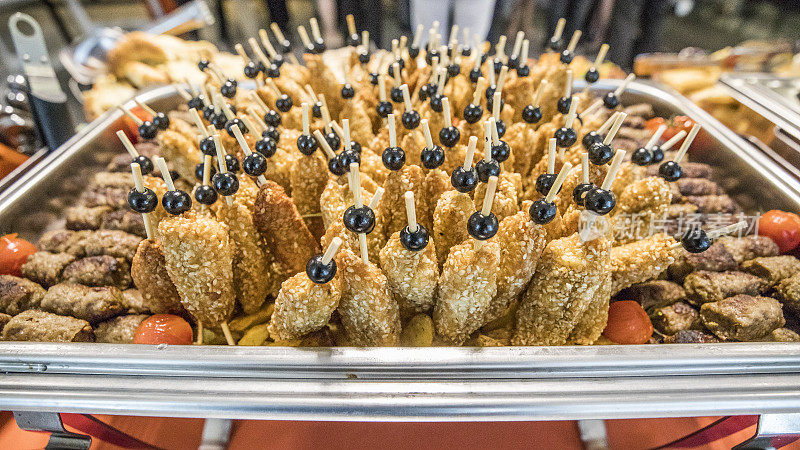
[0, 80, 799, 420]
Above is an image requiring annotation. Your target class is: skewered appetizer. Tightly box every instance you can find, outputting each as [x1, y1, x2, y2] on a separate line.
[3, 18, 798, 347]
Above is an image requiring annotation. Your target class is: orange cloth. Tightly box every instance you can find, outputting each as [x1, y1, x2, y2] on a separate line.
[2, 411, 798, 450]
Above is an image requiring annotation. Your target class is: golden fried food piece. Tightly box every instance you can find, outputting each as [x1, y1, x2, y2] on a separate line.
[340, 91, 376, 144]
[216, 180, 271, 314]
[359, 150, 389, 185]
[400, 314, 435, 347]
[379, 231, 438, 316]
[614, 176, 673, 243]
[504, 122, 537, 176]
[513, 233, 610, 346]
[320, 179, 348, 230]
[424, 169, 452, 227]
[609, 233, 679, 294]
[268, 271, 342, 341]
[434, 240, 501, 344]
[474, 172, 520, 223]
[304, 54, 344, 117]
[432, 191, 474, 267]
[566, 270, 613, 345]
[130, 239, 183, 314]
[555, 164, 607, 214]
[401, 130, 426, 167]
[379, 165, 428, 239]
[253, 180, 321, 275]
[157, 130, 202, 182]
[485, 211, 547, 323]
[336, 248, 401, 346]
[158, 210, 235, 327]
[290, 152, 329, 239]
[143, 176, 168, 228]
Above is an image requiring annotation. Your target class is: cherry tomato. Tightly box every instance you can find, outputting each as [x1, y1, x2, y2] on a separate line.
[644, 116, 713, 153]
[133, 314, 193, 345]
[602, 300, 653, 344]
[0, 233, 37, 277]
[119, 106, 153, 143]
[759, 210, 800, 253]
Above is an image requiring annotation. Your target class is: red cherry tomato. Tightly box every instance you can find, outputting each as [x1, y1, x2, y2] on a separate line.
[133, 314, 193, 345]
[602, 301, 653, 344]
[644, 116, 713, 153]
[0, 233, 37, 277]
[119, 106, 153, 143]
[758, 210, 800, 253]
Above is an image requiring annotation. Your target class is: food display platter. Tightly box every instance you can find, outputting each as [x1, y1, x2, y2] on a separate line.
[1, 79, 800, 421]
[720, 73, 800, 178]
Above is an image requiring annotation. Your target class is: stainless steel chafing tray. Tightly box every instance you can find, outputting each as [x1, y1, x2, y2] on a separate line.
[1, 80, 800, 421]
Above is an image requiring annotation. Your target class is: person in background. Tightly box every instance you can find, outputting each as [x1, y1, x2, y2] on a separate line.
[410, 0, 498, 44]
[603, 0, 672, 69]
[545, 0, 595, 49]
[338, 0, 384, 48]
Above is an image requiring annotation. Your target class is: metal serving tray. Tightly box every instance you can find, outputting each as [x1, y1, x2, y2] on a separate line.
[0, 80, 799, 421]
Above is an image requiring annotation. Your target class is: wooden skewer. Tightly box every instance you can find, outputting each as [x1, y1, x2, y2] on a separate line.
[442, 97, 453, 128]
[487, 58, 496, 85]
[495, 35, 507, 62]
[581, 99, 604, 118]
[199, 85, 212, 108]
[472, 77, 486, 105]
[297, 25, 313, 50]
[378, 74, 388, 102]
[189, 109, 209, 137]
[669, 221, 748, 250]
[174, 84, 193, 101]
[613, 74, 636, 97]
[369, 187, 384, 210]
[301, 102, 311, 136]
[674, 124, 701, 164]
[601, 149, 626, 190]
[322, 237, 344, 266]
[483, 121, 493, 163]
[520, 39, 530, 66]
[345, 14, 357, 36]
[645, 125, 668, 150]
[216, 94, 236, 121]
[117, 130, 140, 158]
[532, 80, 546, 108]
[257, 29, 278, 58]
[511, 31, 524, 59]
[399, 34, 408, 55]
[362, 30, 369, 49]
[212, 134, 234, 206]
[496, 66, 508, 93]
[438, 45, 449, 66]
[404, 191, 418, 233]
[661, 129, 687, 151]
[118, 106, 143, 126]
[266, 78, 282, 97]
[602, 111, 627, 145]
[492, 91, 502, 121]
[545, 162, 573, 203]
[436, 67, 447, 96]
[392, 62, 402, 87]
[304, 84, 319, 103]
[207, 63, 228, 84]
[594, 43, 609, 68]
[348, 162, 370, 264]
[245, 109, 267, 135]
[581, 153, 590, 184]
[314, 129, 337, 160]
[134, 99, 157, 117]
[309, 18, 323, 43]
[248, 38, 271, 68]
[195, 322, 203, 345]
[129, 163, 153, 240]
[270, 22, 288, 44]
[154, 156, 176, 191]
[473, 44, 483, 70]
[566, 30, 582, 54]
[552, 18, 566, 43]
[474, 175, 499, 251]
[491, 117, 500, 145]
[202, 154, 213, 187]
[564, 96, 579, 129]
[464, 136, 477, 170]
[231, 125, 267, 185]
[342, 119, 352, 152]
[563, 69, 573, 98]
[449, 25, 459, 46]
[387, 114, 397, 148]
[234, 43, 250, 63]
[248, 92, 269, 115]
[318, 94, 332, 133]
[411, 24, 423, 48]
[421, 119, 434, 150]
[547, 138, 557, 173]
[597, 111, 621, 135]
[401, 84, 413, 112]
[220, 322, 235, 346]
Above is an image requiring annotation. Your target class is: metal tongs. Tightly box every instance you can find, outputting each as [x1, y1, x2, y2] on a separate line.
[58, 0, 215, 85]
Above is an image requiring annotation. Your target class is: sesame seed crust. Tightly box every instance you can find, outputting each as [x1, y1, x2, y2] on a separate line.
[268, 271, 342, 341]
[610, 233, 678, 294]
[157, 210, 235, 327]
[433, 191, 474, 268]
[433, 240, 500, 345]
[379, 231, 439, 317]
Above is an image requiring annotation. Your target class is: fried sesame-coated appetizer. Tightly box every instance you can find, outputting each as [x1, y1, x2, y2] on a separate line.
[609, 233, 679, 295]
[158, 209, 235, 327]
[434, 240, 501, 345]
[253, 180, 321, 274]
[432, 190, 474, 267]
[336, 247, 401, 346]
[130, 239, 183, 314]
[513, 233, 611, 346]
